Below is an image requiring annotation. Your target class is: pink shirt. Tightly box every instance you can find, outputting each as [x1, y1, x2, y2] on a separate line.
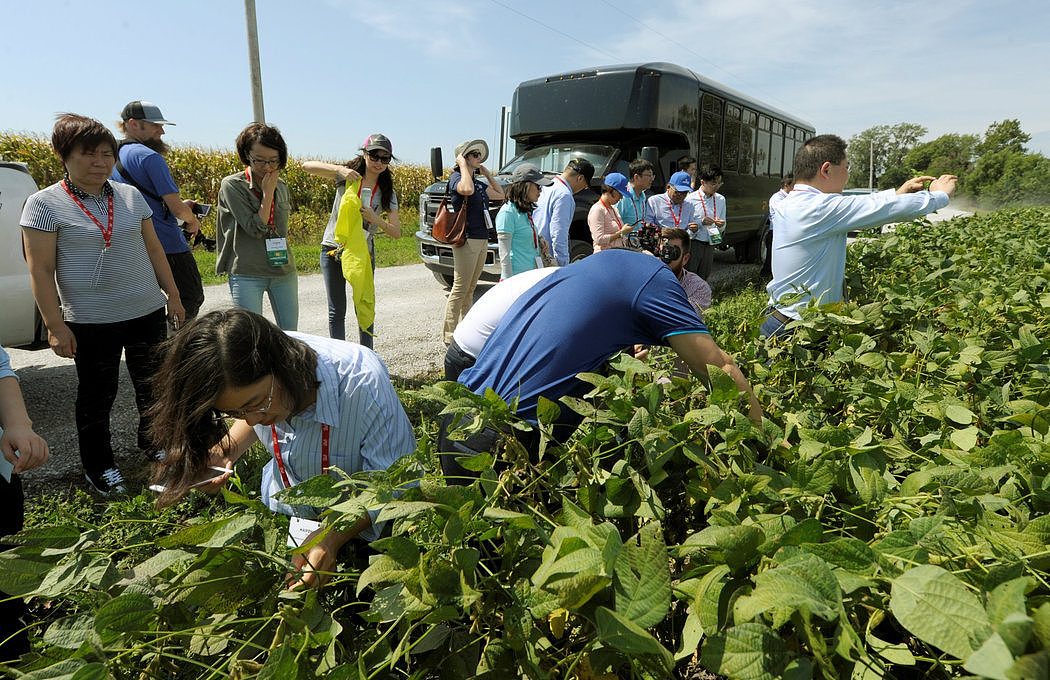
[588, 198, 627, 252]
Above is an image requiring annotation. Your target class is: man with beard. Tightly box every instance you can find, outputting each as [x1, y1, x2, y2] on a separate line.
[112, 101, 204, 319]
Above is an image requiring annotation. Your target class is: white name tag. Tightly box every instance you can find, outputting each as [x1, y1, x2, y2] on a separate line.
[265, 237, 289, 267]
[287, 516, 321, 548]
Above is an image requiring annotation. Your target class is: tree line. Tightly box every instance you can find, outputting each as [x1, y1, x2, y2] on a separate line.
[845, 119, 1050, 207]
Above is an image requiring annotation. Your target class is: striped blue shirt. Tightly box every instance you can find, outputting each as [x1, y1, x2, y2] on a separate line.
[257, 333, 417, 541]
[20, 180, 167, 324]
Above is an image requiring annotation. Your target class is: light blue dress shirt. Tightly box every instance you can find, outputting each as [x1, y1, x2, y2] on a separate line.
[615, 185, 649, 229]
[767, 184, 949, 319]
[257, 333, 417, 541]
[532, 177, 574, 266]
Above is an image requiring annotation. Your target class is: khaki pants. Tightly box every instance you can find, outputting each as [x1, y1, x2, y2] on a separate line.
[443, 238, 488, 344]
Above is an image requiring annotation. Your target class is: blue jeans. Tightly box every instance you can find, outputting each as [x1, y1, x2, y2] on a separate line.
[320, 243, 375, 348]
[760, 308, 795, 340]
[228, 272, 299, 331]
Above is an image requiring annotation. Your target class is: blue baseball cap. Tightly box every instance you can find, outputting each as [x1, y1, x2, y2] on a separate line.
[669, 171, 693, 192]
[603, 172, 630, 197]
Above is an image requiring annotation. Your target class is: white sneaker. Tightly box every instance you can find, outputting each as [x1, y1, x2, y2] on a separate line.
[85, 467, 127, 496]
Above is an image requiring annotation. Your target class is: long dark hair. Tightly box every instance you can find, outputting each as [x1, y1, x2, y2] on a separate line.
[345, 155, 394, 211]
[506, 180, 538, 214]
[148, 309, 319, 505]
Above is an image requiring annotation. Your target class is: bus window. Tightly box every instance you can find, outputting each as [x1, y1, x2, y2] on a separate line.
[770, 121, 784, 177]
[699, 93, 723, 166]
[739, 110, 757, 176]
[756, 115, 770, 176]
[723, 104, 741, 173]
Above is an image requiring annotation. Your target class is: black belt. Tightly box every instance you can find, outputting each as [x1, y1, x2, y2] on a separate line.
[769, 308, 793, 325]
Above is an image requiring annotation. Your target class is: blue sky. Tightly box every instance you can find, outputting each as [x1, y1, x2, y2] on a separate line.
[3, 0, 1049, 164]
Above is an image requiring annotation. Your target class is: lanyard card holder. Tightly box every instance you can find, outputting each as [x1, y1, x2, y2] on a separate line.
[287, 516, 322, 548]
[265, 233, 289, 267]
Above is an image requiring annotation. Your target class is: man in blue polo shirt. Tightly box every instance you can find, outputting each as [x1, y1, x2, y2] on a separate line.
[112, 100, 206, 319]
[441, 249, 761, 481]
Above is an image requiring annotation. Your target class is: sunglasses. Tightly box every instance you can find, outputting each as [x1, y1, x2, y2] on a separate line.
[466, 150, 482, 159]
[367, 151, 392, 164]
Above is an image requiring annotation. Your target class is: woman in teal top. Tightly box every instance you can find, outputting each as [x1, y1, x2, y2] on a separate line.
[495, 163, 553, 279]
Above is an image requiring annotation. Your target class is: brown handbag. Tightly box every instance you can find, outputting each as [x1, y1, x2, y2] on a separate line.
[432, 190, 469, 247]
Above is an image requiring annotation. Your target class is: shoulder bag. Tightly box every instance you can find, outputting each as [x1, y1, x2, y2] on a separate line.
[432, 185, 469, 247]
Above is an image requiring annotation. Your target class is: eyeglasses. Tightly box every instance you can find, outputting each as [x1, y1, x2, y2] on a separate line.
[367, 151, 392, 164]
[221, 375, 275, 419]
[466, 150, 482, 159]
[249, 155, 280, 167]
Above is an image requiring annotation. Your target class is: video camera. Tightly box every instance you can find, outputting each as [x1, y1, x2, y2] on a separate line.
[625, 223, 681, 264]
[180, 202, 216, 252]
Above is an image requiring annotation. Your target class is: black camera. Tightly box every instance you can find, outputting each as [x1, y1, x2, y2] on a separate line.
[627, 223, 661, 255]
[658, 242, 682, 264]
[181, 202, 216, 252]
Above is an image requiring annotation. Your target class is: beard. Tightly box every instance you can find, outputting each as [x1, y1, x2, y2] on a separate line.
[138, 137, 169, 155]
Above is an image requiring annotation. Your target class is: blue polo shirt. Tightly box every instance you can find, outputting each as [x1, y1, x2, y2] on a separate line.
[616, 185, 649, 228]
[111, 142, 188, 254]
[459, 249, 708, 425]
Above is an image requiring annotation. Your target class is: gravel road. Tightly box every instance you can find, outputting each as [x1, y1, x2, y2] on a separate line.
[7, 253, 757, 492]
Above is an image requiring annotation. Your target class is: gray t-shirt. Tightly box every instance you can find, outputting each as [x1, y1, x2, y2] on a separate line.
[321, 181, 398, 247]
[20, 181, 168, 324]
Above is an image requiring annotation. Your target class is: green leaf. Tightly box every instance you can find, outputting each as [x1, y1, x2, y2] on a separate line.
[482, 506, 537, 529]
[945, 403, 975, 425]
[950, 426, 980, 451]
[1006, 651, 1048, 680]
[594, 605, 673, 672]
[679, 525, 765, 570]
[801, 538, 877, 572]
[94, 592, 156, 634]
[613, 523, 671, 628]
[552, 572, 612, 610]
[701, 622, 788, 680]
[735, 554, 841, 625]
[0, 551, 57, 596]
[156, 514, 256, 549]
[963, 632, 1014, 680]
[457, 451, 494, 472]
[375, 501, 441, 523]
[988, 578, 1034, 656]
[536, 396, 561, 426]
[890, 564, 991, 660]
[17, 660, 89, 680]
[6, 525, 83, 550]
[38, 552, 115, 598]
[274, 472, 342, 506]
[258, 646, 299, 680]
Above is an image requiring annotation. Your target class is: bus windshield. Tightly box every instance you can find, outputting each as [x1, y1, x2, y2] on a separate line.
[498, 144, 616, 177]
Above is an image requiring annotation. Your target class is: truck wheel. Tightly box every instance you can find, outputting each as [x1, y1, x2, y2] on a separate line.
[433, 271, 455, 289]
[569, 240, 592, 263]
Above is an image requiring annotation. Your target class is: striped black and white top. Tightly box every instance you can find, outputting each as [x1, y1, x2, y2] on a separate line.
[21, 180, 168, 324]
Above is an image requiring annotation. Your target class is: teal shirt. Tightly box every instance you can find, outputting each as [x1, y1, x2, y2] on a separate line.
[496, 203, 541, 276]
[616, 185, 649, 229]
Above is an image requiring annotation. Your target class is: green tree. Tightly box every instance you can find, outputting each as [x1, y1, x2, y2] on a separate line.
[975, 119, 1030, 157]
[969, 150, 1050, 206]
[847, 123, 927, 189]
[903, 133, 978, 178]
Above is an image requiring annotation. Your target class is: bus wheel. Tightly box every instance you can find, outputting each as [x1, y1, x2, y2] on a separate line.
[569, 240, 592, 262]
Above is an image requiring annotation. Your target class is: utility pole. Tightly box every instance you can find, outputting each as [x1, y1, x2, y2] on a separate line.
[244, 0, 265, 123]
[498, 106, 509, 168]
[868, 138, 875, 190]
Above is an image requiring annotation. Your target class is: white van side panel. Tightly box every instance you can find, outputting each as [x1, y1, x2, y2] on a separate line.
[0, 165, 41, 347]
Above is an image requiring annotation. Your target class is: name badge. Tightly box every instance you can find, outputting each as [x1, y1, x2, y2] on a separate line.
[265, 237, 289, 267]
[706, 225, 723, 245]
[287, 516, 321, 548]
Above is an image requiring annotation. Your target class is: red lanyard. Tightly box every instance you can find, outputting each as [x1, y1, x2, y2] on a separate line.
[697, 193, 717, 220]
[356, 180, 378, 210]
[245, 168, 275, 226]
[271, 423, 330, 489]
[629, 191, 646, 225]
[62, 180, 114, 248]
[555, 175, 570, 190]
[665, 196, 683, 227]
[526, 213, 539, 247]
[600, 197, 623, 229]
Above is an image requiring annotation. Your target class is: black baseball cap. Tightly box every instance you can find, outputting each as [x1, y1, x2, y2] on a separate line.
[121, 101, 175, 125]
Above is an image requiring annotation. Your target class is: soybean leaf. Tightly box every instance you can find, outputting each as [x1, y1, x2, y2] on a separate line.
[94, 592, 156, 634]
[613, 523, 671, 628]
[890, 565, 991, 660]
[594, 606, 673, 673]
[257, 646, 298, 680]
[701, 622, 788, 680]
[734, 554, 841, 626]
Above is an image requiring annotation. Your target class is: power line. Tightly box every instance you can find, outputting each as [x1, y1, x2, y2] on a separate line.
[487, 0, 622, 63]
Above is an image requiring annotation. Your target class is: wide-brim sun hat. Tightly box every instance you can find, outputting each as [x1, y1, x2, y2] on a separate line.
[454, 138, 489, 163]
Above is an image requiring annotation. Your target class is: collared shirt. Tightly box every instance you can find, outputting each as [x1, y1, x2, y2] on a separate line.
[532, 176, 575, 266]
[495, 202, 542, 276]
[588, 199, 627, 252]
[767, 183, 949, 319]
[615, 185, 649, 228]
[215, 170, 294, 277]
[684, 190, 727, 242]
[20, 179, 167, 324]
[256, 333, 417, 541]
[646, 192, 696, 230]
[677, 269, 712, 316]
[0, 346, 15, 382]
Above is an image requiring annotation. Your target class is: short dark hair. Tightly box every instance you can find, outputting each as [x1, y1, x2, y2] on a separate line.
[697, 163, 722, 183]
[566, 158, 595, 184]
[235, 122, 288, 168]
[628, 158, 653, 180]
[506, 179, 538, 213]
[147, 309, 319, 504]
[793, 134, 846, 181]
[661, 226, 690, 249]
[677, 156, 697, 171]
[51, 113, 117, 161]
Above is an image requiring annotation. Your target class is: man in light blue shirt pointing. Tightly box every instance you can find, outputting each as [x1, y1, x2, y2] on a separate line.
[762, 134, 957, 339]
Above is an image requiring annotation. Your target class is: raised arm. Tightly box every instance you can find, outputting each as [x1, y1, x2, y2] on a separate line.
[668, 332, 762, 423]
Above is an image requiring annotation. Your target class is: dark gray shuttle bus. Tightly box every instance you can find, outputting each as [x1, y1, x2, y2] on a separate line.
[416, 62, 814, 286]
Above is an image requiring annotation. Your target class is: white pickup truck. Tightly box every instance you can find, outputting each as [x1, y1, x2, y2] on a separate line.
[0, 162, 45, 348]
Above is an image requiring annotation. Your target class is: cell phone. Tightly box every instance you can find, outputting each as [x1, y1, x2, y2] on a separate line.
[192, 202, 212, 218]
[359, 187, 373, 210]
[148, 466, 232, 494]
